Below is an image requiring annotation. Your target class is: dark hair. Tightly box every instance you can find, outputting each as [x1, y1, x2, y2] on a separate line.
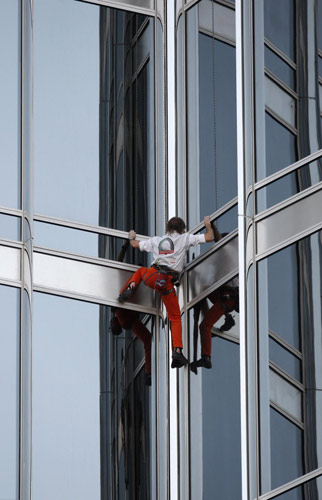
[166, 217, 186, 234]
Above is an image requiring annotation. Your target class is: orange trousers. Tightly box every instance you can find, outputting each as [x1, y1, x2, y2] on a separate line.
[123, 266, 183, 349]
[115, 308, 152, 374]
[199, 291, 235, 357]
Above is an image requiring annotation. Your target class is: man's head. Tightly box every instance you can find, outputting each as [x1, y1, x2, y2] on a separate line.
[166, 217, 186, 234]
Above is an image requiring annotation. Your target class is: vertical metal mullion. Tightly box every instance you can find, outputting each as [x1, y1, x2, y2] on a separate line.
[19, 0, 25, 497]
[236, 0, 249, 499]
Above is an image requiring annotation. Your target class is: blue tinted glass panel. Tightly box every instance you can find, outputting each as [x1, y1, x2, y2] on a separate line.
[34, 2, 155, 233]
[32, 294, 100, 500]
[201, 338, 241, 500]
[0, 214, 21, 241]
[0, 1, 20, 209]
[265, 246, 300, 349]
[265, 45, 295, 90]
[0, 285, 19, 499]
[264, 0, 295, 60]
[198, 34, 237, 217]
[265, 113, 297, 177]
[270, 408, 303, 489]
[269, 337, 301, 381]
[194, 204, 238, 256]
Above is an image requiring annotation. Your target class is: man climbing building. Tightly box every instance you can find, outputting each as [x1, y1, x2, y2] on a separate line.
[118, 216, 214, 368]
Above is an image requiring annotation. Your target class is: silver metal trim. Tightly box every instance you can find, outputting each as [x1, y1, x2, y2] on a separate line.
[264, 38, 297, 69]
[0, 206, 23, 217]
[34, 246, 142, 271]
[78, 0, 155, 16]
[265, 105, 297, 136]
[256, 221, 322, 263]
[190, 197, 238, 234]
[254, 149, 322, 190]
[269, 329, 302, 359]
[258, 468, 322, 500]
[235, 0, 248, 496]
[264, 68, 297, 98]
[0, 278, 22, 288]
[256, 181, 322, 223]
[269, 400, 304, 430]
[269, 361, 304, 392]
[198, 27, 236, 47]
[34, 213, 150, 240]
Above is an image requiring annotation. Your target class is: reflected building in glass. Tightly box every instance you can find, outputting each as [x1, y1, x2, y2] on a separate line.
[0, 0, 322, 499]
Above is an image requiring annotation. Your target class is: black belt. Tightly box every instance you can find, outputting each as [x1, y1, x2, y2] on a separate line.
[152, 264, 179, 282]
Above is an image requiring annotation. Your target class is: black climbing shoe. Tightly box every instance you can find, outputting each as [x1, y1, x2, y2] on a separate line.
[189, 361, 198, 375]
[219, 314, 235, 332]
[190, 355, 212, 370]
[171, 349, 189, 368]
[145, 373, 152, 386]
[118, 285, 135, 303]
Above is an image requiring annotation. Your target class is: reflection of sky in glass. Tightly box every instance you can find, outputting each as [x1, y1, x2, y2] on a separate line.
[270, 408, 303, 490]
[34, 0, 99, 225]
[202, 337, 241, 500]
[0, 285, 19, 499]
[0, 1, 20, 209]
[198, 35, 237, 216]
[32, 293, 100, 500]
[0, 213, 21, 241]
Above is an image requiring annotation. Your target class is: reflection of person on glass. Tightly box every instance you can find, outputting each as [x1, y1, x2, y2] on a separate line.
[118, 216, 214, 368]
[109, 240, 152, 385]
[190, 223, 239, 373]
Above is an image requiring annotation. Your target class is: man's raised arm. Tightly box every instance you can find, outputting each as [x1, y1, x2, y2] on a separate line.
[129, 230, 140, 248]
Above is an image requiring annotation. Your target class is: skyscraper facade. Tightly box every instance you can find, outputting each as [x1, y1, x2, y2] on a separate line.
[0, 0, 321, 499]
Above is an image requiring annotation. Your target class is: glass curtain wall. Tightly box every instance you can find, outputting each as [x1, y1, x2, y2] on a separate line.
[34, 0, 155, 265]
[257, 231, 322, 498]
[177, 1, 241, 498]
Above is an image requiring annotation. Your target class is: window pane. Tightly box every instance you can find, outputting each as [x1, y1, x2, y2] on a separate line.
[270, 408, 303, 489]
[0, 0, 20, 209]
[260, 245, 300, 349]
[201, 338, 241, 499]
[0, 214, 21, 241]
[189, 305, 241, 500]
[197, 34, 237, 218]
[269, 337, 301, 381]
[32, 294, 100, 500]
[265, 111, 297, 176]
[0, 285, 19, 499]
[265, 45, 295, 90]
[34, 1, 155, 234]
[264, 0, 295, 60]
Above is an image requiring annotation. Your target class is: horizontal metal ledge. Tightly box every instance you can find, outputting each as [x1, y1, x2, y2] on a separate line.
[0, 278, 22, 289]
[33, 252, 157, 314]
[77, 0, 155, 16]
[258, 467, 322, 500]
[256, 187, 322, 258]
[34, 246, 141, 272]
[190, 197, 238, 235]
[34, 214, 150, 240]
[0, 206, 22, 217]
[254, 149, 322, 191]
